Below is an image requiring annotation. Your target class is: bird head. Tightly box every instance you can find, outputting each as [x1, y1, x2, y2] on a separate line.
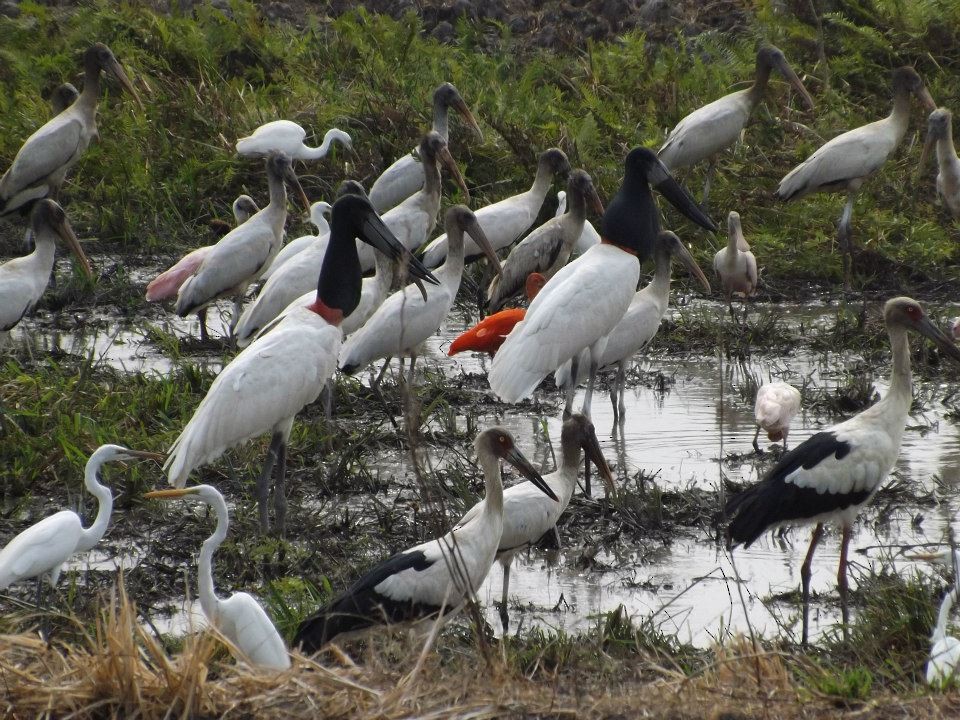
[475, 427, 559, 502]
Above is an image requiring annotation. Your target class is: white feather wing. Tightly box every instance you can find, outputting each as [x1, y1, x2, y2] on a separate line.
[0, 511, 82, 588]
[216, 592, 290, 670]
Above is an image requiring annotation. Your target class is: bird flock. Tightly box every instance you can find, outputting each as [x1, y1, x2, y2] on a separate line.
[3, 39, 960, 682]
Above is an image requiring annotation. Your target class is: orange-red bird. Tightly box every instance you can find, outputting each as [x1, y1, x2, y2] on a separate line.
[449, 273, 546, 357]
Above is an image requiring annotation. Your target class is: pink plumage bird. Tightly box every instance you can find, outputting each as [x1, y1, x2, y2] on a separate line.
[753, 381, 801, 451]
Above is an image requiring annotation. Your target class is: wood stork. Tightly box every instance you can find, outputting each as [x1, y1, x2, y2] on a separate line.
[486, 169, 603, 312]
[164, 194, 438, 535]
[0, 43, 142, 216]
[726, 297, 960, 645]
[49, 83, 79, 114]
[369, 82, 482, 213]
[713, 210, 758, 317]
[659, 46, 814, 204]
[556, 190, 600, 255]
[175, 153, 309, 339]
[339, 205, 502, 380]
[554, 230, 710, 422]
[145, 485, 290, 670]
[753, 381, 802, 452]
[260, 200, 331, 281]
[0, 445, 161, 610]
[235, 121, 352, 161]
[456, 414, 613, 629]
[448, 273, 546, 357]
[489, 147, 717, 417]
[910, 549, 960, 686]
[776, 67, 936, 288]
[146, 195, 259, 340]
[0, 200, 93, 343]
[234, 132, 465, 345]
[293, 426, 557, 651]
[920, 108, 960, 218]
[420, 148, 571, 268]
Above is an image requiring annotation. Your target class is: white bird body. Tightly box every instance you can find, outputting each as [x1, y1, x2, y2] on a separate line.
[146, 485, 289, 670]
[659, 89, 754, 171]
[421, 149, 570, 268]
[555, 190, 600, 254]
[754, 381, 802, 444]
[236, 121, 351, 160]
[489, 242, 640, 403]
[260, 201, 331, 281]
[714, 210, 758, 299]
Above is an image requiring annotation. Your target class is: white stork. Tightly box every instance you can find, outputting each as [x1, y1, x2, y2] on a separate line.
[420, 148, 571, 268]
[488, 147, 717, 417]
[726, 297, 960, 645]
[164, 195, 438, 535]
[339, 205, 501, 381]
[658, 45, 814, 203]
[486, 169, 603, 312]
[554, 230, 710, 422]
[555, 190, 600, 255]
[293, 426, 557, 651]
[753, 381, 802, 452]
[174, 153, 310, 339]
[145, 485, 290, 671]
[236, 121, 352, 161]
[776, 67, 936, 288]
[259, 200, 331, 281]
[0, 445, 161, 609]
[0, 199, 92, 343]
[713, 210, 758, 317]
[234, 133, 465, 345]
[920, 108, 960, 218]
[369, 82, 481, 213]
[456, 414, 614, 629]
[0, 43, 142, 216]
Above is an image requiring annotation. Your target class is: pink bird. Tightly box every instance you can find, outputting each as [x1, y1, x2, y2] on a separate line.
[753, 381, 801, 452]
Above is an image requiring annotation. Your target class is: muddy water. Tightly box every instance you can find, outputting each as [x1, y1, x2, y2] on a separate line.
[18, 296, 960, 646]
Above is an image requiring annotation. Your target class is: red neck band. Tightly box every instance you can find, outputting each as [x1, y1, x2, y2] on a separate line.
[601, 238, 639, 257]
[307, 298, 344, 326]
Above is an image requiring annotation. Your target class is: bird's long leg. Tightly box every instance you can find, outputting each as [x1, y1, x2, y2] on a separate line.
[273, 440, 288, 537]
[584, 452, 592, 498]
[800, 523, 825, 646]
[228, 297, 244, 339]
[198, 308, 209, 343]
[752, 425, 761, 453]
[837, 192, 857, 292]
[257, 432, 283, 534]
[838, 524, 852, 642]
[371, 357, 398, 429]
[500, 557, 512, 631]
[564, 355, 580, 419]
[702, 158, 717, 208]
[617, 360, 627, 423]
[321, 380, 334, 421]
[581, 351, 601, 418]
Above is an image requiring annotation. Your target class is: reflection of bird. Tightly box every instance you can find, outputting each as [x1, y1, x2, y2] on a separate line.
[0, 200, 92, 343]
[920, 108, 960, 218]
[369, 82, 481, 212]
[145, 485, 290, 671]
[294, 427, 557, 651]
[753, 381, 802, 452]
[164, 195, 438, 535]
[555, 231, 710, 422]
[0, 445, 160, 610]
[456, 415, 613, 629]
[776, 67, 936, 288]
[727, 297, 960, 645]
[449, 274, 546, 357]
[659, 46, 814, 204]
[713, 211, 757, 317]
[1, 43, 142, 216]
[236, 121, 352, 160]
[489, 147, 716, 417]
[260, 200, 331, 281]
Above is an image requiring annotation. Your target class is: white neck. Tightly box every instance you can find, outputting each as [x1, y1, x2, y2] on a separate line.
[938, 124, 958, 164]
[198, 494, 229, 621]
[881, 324, 914, 415]
[934, 585, 958, 644]
[75, 461, 114, 552]
[528, 164, 557, 205]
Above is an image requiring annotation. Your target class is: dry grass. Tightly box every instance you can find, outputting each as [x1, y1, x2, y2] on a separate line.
[4, 586, 960, 719]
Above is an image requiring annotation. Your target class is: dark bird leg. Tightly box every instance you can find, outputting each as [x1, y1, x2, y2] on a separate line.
[800, 523, 825, 646]
[564, 356, 580, 419]
[837, 193, 856, 292]
[581, 351, 600, 418]
[273, 439, 288, 537]
[752, 425, 761, 453]
[257, 432, 283, 534]
[584, 453, 592, 498]
[499, 558, 512, 632]
[198, 308, 209, 343]
[838, 524, 852, 642]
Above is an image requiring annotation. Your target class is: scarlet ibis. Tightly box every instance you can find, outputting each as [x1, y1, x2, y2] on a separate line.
[727, 297, 960, 645]
[145, 486, 290, 670]
[0, 43, 142, 216]
[489, 147, 717, 417]
[449, 274, 547, 357]
[293, 426, 556, 651]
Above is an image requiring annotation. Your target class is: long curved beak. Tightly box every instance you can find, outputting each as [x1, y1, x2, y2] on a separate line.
[504, 446, 558, 502]
[55, 216, 93, 277]
[145, 487, 198, 499]
[360, 207, 440, 286]
[466, 217, 502, 278]
[917, 87, 938, 114]
[649, 159, 718, 232]
[284, 166, 311, 213]
[917, 315, 960, 362]
[439, 145, 470, 204]
[673, 239, 711, 292]
[108, 57, 144, 110]
[774, 56, 815, 111]
[581, 426, 615, 495]
[454, 98, 483, 140]
[587, 184, 604, 215]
